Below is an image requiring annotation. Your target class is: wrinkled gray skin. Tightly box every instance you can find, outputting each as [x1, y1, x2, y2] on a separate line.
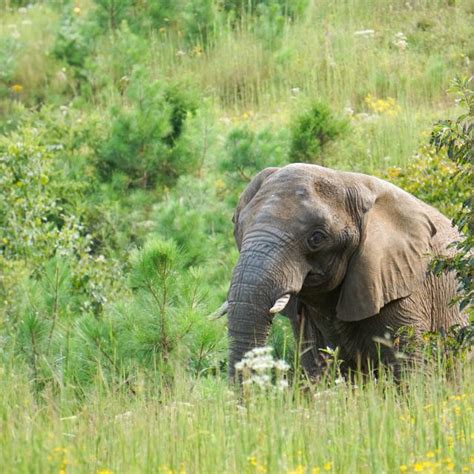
[227, 164, 466, 381]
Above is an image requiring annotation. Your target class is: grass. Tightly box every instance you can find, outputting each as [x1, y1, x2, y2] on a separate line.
[1, 361, 472, 473]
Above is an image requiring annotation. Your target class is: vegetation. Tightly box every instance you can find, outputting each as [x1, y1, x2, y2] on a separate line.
[0, 1, 472, 472]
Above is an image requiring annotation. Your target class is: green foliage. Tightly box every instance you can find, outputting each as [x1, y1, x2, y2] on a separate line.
[152, 174, 233, 266]
[0, 116, 125, 319]
[430, 76, 473, 312]
[97, 71, 199, 187]
[92, 0, 135, 31]
[384, 145, 471, 217]
[222, 0, 307, 20]
[0, 37, 20, 86]
[53, 12, 94, 76]
[113, 237, 226, 380]
[182, 0, 218, 47]
[289, 102, 348, 163]
[220, 125, 289, 181]
[90, 0, 215, 46]
[0, 127, 86, 262]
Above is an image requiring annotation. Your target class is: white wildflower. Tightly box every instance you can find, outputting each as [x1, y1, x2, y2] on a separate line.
[344, 106, 354, 116]
[251, 346, 273, 356]
[392, 32, 408, 51]
[274, 360, 290, 372]
[354, 29, 375, 38]
[237, 346, 290, 391]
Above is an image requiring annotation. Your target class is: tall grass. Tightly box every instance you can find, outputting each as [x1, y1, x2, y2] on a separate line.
[1, 360, 472, 473]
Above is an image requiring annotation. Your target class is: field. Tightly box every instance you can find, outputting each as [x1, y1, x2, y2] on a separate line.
[0, 1, 473, 473]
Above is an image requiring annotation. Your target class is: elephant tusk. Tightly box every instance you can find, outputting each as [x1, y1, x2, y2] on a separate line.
[208, 301, 228, 320]
[269, 294, 291, 314]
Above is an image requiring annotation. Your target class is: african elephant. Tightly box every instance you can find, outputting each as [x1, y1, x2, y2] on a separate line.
[220, 164, 466, 380]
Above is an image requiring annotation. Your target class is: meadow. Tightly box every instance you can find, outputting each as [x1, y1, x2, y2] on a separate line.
[0, 1, 473, 472]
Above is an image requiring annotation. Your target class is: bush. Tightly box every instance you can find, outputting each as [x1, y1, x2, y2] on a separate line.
[220, 125, 289, 182]
[386, 76, 473, 313]
[430, 77, 473, 312]
[222, 0, 307, 20]
[97, 71, 199, 188]
[384, 145, 470, 218]
[52, 13, 94, 78]
[289, 102, 348, 163]
[0, 116, 125, 315]
[111, 237, 226, 382]
[152, 174, 233, 266]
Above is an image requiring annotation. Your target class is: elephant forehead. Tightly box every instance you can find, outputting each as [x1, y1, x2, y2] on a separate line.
[258, 189, 333, 225]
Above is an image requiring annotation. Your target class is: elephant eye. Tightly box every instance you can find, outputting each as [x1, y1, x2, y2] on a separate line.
[307, 230, 326, 249]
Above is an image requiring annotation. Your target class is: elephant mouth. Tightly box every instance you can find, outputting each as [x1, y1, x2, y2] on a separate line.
[302, 270, 329, 288]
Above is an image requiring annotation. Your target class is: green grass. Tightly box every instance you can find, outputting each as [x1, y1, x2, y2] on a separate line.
[1, 362, 472, 473]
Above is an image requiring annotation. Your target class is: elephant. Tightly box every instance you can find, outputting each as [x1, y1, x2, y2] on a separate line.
[219, 164, 467, 381]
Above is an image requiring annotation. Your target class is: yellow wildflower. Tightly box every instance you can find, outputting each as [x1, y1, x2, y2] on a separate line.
[426, 451, 435, 458]
[192, 45, 203, 57]
[288, 465, 305, 474]
[399, 466, 408, 472]
[10, 84, 23, 94]
[214, 178, 225, 192]
[96, 470, 113, 474]
[364, 94, 401, 116]
[387, 167, 401, 178]
[248, 456, 257, 466]
[73, 6, 81, 15]
[323, 462, 332, 471]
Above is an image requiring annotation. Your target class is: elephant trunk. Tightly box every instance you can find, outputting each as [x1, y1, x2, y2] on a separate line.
[227, 233, 304, 381]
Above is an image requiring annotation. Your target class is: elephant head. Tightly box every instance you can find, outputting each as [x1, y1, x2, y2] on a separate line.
[226, 164, 436, 380]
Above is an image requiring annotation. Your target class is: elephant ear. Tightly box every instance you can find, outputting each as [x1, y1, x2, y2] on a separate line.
[233, 167, 279, 250]
[336, 183, 437, 321]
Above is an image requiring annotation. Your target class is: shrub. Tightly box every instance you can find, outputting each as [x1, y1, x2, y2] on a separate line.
[384, 145, 470, 218]
[182, 0, 218, 47]
[0, 116, 124, 315]
[289, 102, 348, 163]
[92, 0, 135, 31]
[111, 237, 226, 381]
[0, 37, 21, 86]
[97, 71, 199, 188]
[222, 0, 308, 21]
[152, 174, 234, 266]
[430, 76, 473, 312]
[52, 13, 94, 79]
[386, 76, 473, 313]
[220, 125, 289, 182]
